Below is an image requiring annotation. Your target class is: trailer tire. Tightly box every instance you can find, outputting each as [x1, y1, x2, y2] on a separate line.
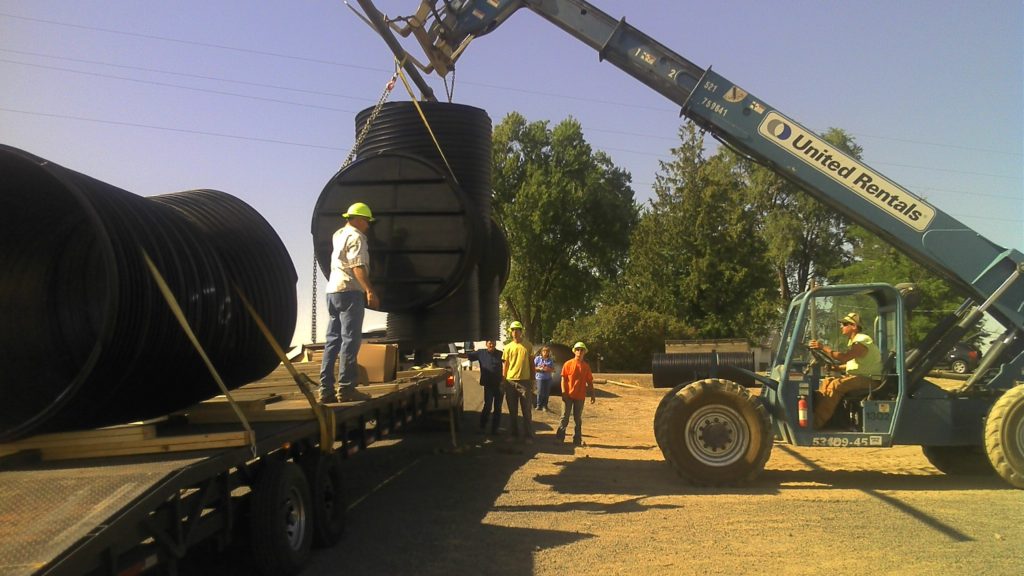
[921, 445, 995, 476]
[985, 384, 1024, 488]
[655, 379, 772, 486]
[301, 451, 347, 548]
[249, 461, 313, 575]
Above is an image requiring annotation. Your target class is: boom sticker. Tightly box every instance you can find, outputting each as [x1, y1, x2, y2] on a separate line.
[759, 112, 935, 231]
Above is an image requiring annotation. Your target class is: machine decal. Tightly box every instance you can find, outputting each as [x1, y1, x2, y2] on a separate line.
[758, 111, 936, 231]
[812, 436, 884, 447]
[723, 85, 747, 103]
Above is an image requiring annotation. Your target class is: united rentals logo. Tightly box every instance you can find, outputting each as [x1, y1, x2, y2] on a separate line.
[759, 112, 935, 231]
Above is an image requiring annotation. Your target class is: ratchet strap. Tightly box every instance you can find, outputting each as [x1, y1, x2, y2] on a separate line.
[396, 62, 460, 186]
[141, 250, 258, 457]
[234, 286, 336, 454]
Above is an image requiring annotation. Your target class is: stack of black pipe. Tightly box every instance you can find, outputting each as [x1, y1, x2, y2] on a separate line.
[651, 352, 755, 388]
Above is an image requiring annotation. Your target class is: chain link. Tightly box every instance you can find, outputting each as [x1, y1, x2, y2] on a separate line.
[313, 70, 399, 342]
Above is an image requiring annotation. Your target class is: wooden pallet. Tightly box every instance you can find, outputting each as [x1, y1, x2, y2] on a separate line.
[0, 423, 253, 461]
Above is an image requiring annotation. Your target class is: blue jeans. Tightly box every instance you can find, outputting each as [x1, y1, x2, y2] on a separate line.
[504, 379, 535, 439]
[480, 381, 503, 433]
[558, 398, 585, 441]
[320, 291, 365, 398]
[535, 378, 553, 409]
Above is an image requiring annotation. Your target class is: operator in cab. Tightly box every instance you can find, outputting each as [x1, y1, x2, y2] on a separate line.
[808, 312, 883, 428]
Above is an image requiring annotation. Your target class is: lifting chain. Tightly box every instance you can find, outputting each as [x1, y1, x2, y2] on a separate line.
[311, 68, 400, 342]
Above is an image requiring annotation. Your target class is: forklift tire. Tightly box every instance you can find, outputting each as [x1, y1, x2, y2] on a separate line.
[249, 461, 313, 576]
[656, 379, 772, 486]
[921, 445, 995, 476]
[654, 382, 692, 457]
[301, 450, 347, 548]
[985, 384, 1024, 489]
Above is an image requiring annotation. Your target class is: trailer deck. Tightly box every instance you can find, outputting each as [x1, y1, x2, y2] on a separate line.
[0, 362, 449, 576]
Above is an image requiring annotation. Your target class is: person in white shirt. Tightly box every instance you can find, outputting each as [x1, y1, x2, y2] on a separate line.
[319, 202, 379, 403]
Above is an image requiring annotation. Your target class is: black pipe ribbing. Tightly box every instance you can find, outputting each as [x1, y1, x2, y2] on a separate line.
[314, 102, 505, 344]
[651, 352, 755, 388]
[0, 145, 297, 441]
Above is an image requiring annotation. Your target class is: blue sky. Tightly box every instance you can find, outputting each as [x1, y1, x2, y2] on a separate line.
[2, 1, 1021, 345]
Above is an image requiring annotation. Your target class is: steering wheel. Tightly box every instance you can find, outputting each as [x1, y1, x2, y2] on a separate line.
[807, 344, 842, 369]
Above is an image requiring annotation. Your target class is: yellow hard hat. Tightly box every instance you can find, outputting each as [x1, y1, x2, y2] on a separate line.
[343, 202, 375, 221]
[509, 321, 524, 331]
[572, 341, 588, 352]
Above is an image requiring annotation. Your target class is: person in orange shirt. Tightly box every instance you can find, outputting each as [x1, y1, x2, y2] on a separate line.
[555, 342, 595, 446]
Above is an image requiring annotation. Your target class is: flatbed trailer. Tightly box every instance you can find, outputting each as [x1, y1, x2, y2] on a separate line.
[0, 362, 453, 576]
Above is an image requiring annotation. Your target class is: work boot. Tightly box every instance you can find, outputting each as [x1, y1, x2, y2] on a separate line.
[317, 389, 339, 404]
[340, 387, 371, 401]
[554, 428, 565, 442]
[573, 436, 583, 447]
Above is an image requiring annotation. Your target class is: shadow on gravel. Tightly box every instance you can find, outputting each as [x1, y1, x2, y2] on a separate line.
[300, 431, 591, 576]
[766, 445, 1012, 492]
[760, 468, 1011, 492]
[532, 456, 782, 497]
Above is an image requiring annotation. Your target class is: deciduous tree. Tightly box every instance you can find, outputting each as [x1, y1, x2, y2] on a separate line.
[492, 112, 638, 343]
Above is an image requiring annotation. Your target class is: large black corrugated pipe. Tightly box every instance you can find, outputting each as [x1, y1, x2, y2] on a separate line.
[477, 218, 509, 340]
[355, 102, 492, 220]
[651, 352, 755, 388]
[315, 101, 502, 345]
[313, 153, 480, 312]
[0, 145, 297, 441]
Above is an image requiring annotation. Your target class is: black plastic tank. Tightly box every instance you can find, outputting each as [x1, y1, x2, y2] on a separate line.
[312, 153, 480, 312]
[0, 145, 297, 441]
[313, 101, 505, 343]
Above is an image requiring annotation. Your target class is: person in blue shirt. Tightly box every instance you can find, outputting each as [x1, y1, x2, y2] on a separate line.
[534, 346, 555, 411]
[461, 340, 504, 434]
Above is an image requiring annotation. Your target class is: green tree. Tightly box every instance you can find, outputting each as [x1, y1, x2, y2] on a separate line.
[552, 304, 695, 372]
[829, 225, 976, 345]
[492, 112, 638, 343]
[619, 122, 777, 339]
[730, 127, 859, 303]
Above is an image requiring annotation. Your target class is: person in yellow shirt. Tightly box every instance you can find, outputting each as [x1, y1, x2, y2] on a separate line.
[502, 321, 535, 443]
[808, 312, 883, 428]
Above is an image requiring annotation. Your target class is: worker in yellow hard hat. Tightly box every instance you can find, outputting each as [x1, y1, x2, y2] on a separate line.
[502, 320, 535, 444]
[319, 202, 379, 404]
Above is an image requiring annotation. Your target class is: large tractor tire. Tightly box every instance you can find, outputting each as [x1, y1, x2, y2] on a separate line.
[921, 445, 995, 476]
[985, 384, 1024, 488]
[653, 382, 692, 457]
[249, 461, 313, 576]
[655, 379, 772, 486]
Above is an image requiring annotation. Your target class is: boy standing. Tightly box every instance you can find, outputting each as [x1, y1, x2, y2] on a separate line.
[556, 342, 595, 446]
[502, 321, 535, 443]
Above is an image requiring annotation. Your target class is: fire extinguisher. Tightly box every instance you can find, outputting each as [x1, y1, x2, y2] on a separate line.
[798, 396, 809, 428]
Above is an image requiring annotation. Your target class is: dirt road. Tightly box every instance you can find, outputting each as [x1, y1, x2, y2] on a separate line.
[199, 372, 1024, 575]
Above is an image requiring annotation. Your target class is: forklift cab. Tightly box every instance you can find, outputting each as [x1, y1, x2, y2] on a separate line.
[768, 283, 911, 445]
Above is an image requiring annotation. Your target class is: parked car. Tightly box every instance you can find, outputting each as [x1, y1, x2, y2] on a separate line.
[936, 342, 982, 374]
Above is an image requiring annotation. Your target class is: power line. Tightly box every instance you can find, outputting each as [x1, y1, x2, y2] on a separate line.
[0, 11, 382, 72]
[2, 11, 1021, 160]
[0, 58, 363, 115]
[0, 106, 348, 151]
[0, 47, 374, 102]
